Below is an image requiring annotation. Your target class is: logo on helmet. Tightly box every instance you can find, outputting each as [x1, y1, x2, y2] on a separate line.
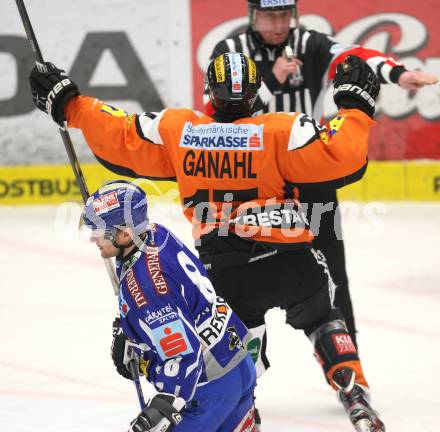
[93, 191, 120, 215]
[260, 0, 295, 7]
[248, 59, 257, 84]
[214, 55, 225, 83]
[228, 53, 244, 94]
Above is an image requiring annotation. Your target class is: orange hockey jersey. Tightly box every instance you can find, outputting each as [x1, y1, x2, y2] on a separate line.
[65, 97, 374, 247]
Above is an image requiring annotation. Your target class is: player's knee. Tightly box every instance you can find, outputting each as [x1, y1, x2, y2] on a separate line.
[305, 307, 345, 339]
[285, 283, 332, 329]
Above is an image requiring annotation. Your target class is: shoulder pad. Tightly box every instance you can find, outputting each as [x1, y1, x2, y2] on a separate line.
[288, 114, 326, 151]
[137, 109, 166, 144]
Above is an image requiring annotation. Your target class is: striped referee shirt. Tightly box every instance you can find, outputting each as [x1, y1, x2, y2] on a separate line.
[207, 27, 405, 121]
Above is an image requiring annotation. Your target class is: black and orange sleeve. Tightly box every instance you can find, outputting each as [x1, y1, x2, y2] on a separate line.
[278, 109, 374, 189]
[65, 96, 176, 180]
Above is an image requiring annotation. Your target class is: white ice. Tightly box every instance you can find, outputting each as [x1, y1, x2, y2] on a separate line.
[1, 202, 439, 432]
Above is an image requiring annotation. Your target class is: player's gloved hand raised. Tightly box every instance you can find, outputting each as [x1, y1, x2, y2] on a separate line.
[111, 318, 149, 380]
[333, 55, 380, 118]
[129, 393, 185, 432]
[28, 62, 80, 125]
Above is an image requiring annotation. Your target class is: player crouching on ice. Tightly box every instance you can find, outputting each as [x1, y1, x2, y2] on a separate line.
[81, 180, 257, 432]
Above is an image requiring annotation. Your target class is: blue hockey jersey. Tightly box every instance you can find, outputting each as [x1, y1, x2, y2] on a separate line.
[116, 223, 250, 402]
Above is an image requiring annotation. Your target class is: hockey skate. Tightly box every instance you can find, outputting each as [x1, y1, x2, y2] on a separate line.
[332, 368, 385, 432]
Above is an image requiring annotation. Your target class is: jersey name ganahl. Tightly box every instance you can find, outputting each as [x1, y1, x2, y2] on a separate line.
[183, 150, 257, 179]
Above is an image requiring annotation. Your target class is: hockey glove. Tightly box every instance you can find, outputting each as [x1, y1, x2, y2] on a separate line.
[129, 393, 185, 432]
[333, 55, 380, 118]
[29, 62, 80, 125]
[111, 318, 149, 380]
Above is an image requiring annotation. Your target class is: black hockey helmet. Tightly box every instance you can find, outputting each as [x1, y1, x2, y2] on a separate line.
[247, 0, 298, 28]
[205, 52, 261, 115]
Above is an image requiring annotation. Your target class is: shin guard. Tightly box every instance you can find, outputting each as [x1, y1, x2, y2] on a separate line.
[305, 308, 368, 390]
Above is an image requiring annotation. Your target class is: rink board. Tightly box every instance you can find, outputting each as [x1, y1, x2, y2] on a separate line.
[1, 161, 440, 204]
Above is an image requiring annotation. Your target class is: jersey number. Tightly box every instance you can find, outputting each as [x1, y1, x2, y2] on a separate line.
[183, 188, 258, 222]
[177, 251, 216, 303]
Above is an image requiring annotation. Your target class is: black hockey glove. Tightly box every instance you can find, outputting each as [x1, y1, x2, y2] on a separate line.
[333, 55, 380, 118]
[129, 393, 185, 432]
[111, 318, 149, 380]
[29, 62, 80, 125]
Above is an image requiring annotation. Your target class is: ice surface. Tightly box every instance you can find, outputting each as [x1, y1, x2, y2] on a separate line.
[1, 202, 439, 431]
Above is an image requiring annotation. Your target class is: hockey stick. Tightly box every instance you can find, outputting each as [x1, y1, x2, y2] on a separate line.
[15, 0, 119, 295]
[15, 1, 147, 405]
[128, 357, 146, 410]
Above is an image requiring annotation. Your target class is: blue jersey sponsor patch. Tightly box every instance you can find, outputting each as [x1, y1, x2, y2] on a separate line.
[119, 291, 130, 318]
[144, 303, 179, 326]
[152, 320, 194, 360]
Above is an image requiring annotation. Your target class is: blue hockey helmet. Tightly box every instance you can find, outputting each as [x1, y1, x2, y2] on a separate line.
[82, 180, 149, 242]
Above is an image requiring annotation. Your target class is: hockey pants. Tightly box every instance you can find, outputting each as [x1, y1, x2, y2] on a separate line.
[174, 354, 256, 432]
